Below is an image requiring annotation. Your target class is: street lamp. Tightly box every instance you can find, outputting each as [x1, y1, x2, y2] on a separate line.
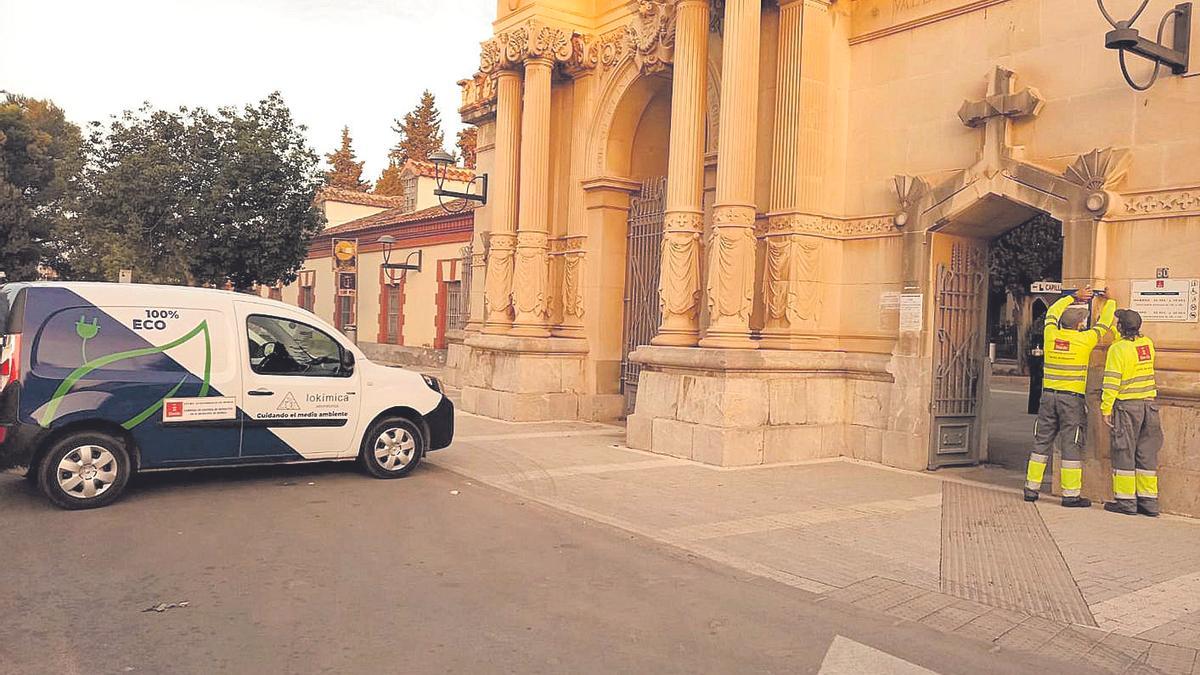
[1096, 0, 1191, 91]
[429, 148, 488, 214]
[378, 235, 423, 285]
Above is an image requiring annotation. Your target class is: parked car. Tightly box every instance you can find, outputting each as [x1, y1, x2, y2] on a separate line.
[0, 282, 453, 509]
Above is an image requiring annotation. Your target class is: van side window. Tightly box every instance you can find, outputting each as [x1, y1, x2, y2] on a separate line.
[247, 315, 348, 377]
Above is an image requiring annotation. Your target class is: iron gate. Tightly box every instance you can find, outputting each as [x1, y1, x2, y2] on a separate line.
[620, 177, 666, 414]
[930, 240, 988, 468]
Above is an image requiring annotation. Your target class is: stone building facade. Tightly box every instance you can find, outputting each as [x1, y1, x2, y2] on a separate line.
[447, 0, 1200, 515]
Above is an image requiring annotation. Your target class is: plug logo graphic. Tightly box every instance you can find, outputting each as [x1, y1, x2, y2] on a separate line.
[75, 316, 100, 340]
[75, 316, 100, 363]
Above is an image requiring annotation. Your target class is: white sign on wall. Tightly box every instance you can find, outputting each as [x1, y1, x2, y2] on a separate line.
[1129, 279, 1200, 323]
[1030, 281, 1063, 294]
[900, 293, 924, 332]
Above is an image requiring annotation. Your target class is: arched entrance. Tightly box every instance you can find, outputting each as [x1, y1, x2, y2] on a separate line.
[581, 62, 701, 411]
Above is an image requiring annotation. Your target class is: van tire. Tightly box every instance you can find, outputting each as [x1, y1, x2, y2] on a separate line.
[359, 417, 424, 479]
[38, 432, 132, 510]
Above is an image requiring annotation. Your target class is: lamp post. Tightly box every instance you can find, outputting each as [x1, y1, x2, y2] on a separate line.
[429, 149, 488, 214]
[378, 235, 423, 285]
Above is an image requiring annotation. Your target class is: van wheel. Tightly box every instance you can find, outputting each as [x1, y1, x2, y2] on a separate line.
[359, 417, 424, 479]
[39, 432, 132, 510]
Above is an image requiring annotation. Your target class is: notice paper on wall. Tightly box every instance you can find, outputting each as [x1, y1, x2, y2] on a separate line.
[900, 293, 924, 332]
[1130, 279, 1199, 323]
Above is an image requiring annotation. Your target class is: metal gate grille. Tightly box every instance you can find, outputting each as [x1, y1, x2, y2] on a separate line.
[933, 242, 987, 416]
[620, 177, 666, 413]
[451, 244, 471, 330]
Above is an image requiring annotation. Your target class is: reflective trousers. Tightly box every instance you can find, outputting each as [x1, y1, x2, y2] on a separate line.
[1110, 399, 1163, 508]
[1026, 389, 1087, 496]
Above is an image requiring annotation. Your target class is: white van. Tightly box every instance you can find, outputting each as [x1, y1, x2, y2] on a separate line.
[0, 282, 453, 509]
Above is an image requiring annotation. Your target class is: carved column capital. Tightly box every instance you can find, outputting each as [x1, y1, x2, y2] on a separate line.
[480, 20, 583, 74]
[627, 0, 678, 75]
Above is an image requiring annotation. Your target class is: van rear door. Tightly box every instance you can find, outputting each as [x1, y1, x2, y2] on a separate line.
[234, 302, 362, 460]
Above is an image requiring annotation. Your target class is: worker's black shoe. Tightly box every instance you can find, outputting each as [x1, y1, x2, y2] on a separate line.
[1023, 489, 1040, 502]
[1137, 500, 1160, 518]
[1104, 501, 1138, 515]
[1061, 497, 1092, 508]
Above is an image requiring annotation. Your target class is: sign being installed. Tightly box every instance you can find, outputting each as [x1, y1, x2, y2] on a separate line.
[1129, 279, 1199, 323]
[1030, 281, 1063, 294]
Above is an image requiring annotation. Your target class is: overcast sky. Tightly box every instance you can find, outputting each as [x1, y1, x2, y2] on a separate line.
[0, 0, 494, 178]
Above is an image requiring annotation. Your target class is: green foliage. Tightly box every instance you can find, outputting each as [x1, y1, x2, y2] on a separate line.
[988, 213, 1062, 298]
[324, 125, 369, 191]
[389, 90, 444, 165]
[0, 94, 83, 281]
[456, 126, 477, 170]
[373, 160, 405, 196]
[61, 93, 324, 289]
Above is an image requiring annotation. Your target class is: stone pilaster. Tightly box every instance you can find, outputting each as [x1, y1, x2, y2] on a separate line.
[483, 69, 522, 333]
[652, 0, 709, 347]
[761, 0, 823, 348]
[700, 0, 759, 350]
[553, 65, 595, 340]
[511, 57, 554, 337]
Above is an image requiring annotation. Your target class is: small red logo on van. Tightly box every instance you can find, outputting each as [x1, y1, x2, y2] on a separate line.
[1054, 339, 1071, 352]
[165, 401, 183, 418]
[1137, 345, 1152, 361]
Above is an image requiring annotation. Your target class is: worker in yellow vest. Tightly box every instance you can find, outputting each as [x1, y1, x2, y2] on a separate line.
[1102, 309, 1163, 517]
[1024, 286, 1116, 506]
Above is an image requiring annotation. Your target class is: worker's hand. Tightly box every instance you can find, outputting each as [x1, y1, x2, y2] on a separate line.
[1075, 285, 1095, 303]
[1103, 414, 1113, 428]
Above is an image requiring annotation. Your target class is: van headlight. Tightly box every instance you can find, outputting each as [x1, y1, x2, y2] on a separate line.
[421, 374, 442, 393]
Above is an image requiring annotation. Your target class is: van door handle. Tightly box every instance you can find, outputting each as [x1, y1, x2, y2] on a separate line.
[248, 389, 274, 397]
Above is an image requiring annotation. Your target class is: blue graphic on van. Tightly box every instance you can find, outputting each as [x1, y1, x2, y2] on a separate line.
[17, 286, 303, 467]
[37, 319, 212, 429]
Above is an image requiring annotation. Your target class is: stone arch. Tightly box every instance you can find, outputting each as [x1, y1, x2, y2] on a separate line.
[585, 55, 722, 179]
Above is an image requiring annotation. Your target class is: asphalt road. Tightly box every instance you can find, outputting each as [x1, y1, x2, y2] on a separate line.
[1, 460, 1084, 674]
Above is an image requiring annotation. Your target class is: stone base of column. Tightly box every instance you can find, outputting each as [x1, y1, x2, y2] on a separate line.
[650, 330, 699, 347]
[697, 333, 758, 349]
[450, 333, 622, 423]
[757, 329, 822, 350]
[625, 345, 913, 468]
[508, 323, 551, 338]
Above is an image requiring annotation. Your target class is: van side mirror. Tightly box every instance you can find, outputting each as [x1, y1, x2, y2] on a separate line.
[340, 349, 355, 375]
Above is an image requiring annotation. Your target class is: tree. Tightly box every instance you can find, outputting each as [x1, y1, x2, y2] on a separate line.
[373, 160, 405, 196]
[324, 125, 369, 191]
[0, 94, 83, 281]
[988, 213, 1063, 298]
[456, 126, 477, 170]
[62, 93, 324, 289]
[389, 90, 444, 164]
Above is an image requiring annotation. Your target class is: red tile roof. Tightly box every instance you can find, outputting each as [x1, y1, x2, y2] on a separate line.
[321, 199, 479, 236]
[315, 187, 405, 209]
[402, 159, 477, 183]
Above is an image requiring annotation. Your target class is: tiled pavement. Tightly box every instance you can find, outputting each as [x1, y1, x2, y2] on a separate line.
[429, 409, 1200, 673]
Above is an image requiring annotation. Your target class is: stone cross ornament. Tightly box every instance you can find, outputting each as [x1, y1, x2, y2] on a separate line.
[958, 67, 1045, 176]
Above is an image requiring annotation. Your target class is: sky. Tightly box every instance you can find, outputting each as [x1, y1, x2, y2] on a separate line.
[0, 0, 495, 178]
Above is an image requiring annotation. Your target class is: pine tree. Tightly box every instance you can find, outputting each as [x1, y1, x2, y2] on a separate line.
[374, 160, 405, 196]
[323, 126, 369, 191]
[389, 90, 444, 164]
[456, 127, 477, 170]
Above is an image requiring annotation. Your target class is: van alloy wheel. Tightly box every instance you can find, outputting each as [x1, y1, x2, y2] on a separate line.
[374, 428, 416, 471]
[58, 445, 119, 499]
[359, 417, 424, 479]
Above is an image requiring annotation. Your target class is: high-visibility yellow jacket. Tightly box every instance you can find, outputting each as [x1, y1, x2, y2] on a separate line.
[1101, 336, 1157, 415]
[1042, 295, 1116, 395]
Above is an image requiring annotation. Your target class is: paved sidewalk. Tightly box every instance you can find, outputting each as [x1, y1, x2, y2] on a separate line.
[430, 410, 1200, 674]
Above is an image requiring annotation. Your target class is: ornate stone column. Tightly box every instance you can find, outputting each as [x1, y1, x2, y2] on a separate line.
[511, 56, 554, 337]
[700, 0, 760, 350]
[651, 0, 709, 347]
[483, 69, 522, 334]
[761, 0, 822, 348]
